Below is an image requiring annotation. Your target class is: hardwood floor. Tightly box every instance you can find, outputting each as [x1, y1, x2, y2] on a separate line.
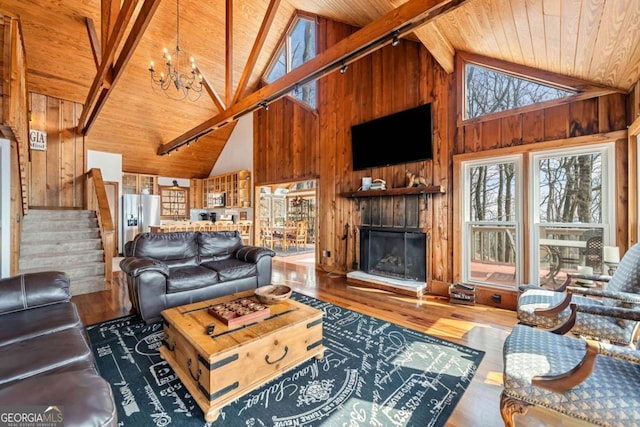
[72, 258, 585, 426]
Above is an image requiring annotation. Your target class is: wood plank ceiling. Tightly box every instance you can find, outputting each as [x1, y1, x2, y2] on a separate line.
[1, 0, 639, 178]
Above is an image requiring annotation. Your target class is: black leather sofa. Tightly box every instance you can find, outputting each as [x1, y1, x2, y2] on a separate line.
[120, 230, 276, 324]
[0, 271, 117, 427]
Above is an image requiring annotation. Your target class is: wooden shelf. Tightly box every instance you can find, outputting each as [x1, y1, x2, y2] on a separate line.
[339, 185, 444, 198]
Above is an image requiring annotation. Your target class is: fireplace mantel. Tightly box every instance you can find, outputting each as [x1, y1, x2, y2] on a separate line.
[339, 185, 444, 199]
[340, 185, 444, 210]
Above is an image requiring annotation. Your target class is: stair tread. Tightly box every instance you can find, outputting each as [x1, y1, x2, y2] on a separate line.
[19, 261, 105, 273]
[20, 240, 102, 246]
[19, 250, 103, 259]
[20, 236, 102, 243]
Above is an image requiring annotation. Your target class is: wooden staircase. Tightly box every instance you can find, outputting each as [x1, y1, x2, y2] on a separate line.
[19, 209, 106, 295]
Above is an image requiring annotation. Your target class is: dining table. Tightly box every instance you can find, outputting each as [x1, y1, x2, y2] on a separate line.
[539, 239, 587, 285]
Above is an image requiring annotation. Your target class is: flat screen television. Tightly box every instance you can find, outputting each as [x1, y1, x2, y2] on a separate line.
[351, 103, 433, 171]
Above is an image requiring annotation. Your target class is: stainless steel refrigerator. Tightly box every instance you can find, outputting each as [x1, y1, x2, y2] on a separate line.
[121, 194, 161, 254]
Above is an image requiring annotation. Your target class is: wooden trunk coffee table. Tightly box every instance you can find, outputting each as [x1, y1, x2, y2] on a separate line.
[159, 290, 325, 423]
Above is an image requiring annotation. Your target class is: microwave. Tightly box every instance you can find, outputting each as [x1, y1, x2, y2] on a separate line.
[207, 192, 225, 207]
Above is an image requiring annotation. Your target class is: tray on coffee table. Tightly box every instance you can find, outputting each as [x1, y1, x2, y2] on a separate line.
[207, 297, 270, 327]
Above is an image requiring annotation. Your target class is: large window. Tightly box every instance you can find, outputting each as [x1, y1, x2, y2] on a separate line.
[532, 145, 615, 284]
[264, 15, 317, 108]
[462, 157, 522, 286]
[458, 143, 615, 289]
[464, 63, 576, 120]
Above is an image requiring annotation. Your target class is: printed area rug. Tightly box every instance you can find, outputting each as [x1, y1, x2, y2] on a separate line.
[86, 293, 484, 427]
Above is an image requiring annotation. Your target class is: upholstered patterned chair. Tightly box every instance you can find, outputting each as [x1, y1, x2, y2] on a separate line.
[501, 303, 640, 426]
[517, 243, 640, 346]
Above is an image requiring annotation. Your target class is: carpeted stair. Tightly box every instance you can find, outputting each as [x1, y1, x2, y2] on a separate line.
[19, 209, 106, 295]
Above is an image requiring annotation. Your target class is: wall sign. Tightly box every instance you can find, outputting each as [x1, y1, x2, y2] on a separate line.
[29, 129, 47, 151]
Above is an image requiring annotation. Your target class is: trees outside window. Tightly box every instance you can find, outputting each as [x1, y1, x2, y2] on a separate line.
[264, 15, 316, 108]
[458, 144, 614, 289]
[464, 63, 575, 120]
[532, 146, 613, 282]
[463, 157, 521, 286]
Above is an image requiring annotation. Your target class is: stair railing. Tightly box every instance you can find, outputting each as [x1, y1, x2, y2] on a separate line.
[0, 11, 29, 275]
[85, 168, 114, 286]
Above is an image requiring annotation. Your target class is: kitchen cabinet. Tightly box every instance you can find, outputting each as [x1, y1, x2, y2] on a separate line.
[190, 179, 203, 209]
[202, 170, 251, 208]
[122, 173, 158, 195]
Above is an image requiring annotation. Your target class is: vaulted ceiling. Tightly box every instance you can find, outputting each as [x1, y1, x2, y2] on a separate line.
[2, 0, 639, 178]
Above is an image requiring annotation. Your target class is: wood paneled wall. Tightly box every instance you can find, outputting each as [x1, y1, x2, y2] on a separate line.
[254, 17, 631, 298]
[254, 18, 454, 282]
[458, 94, 628, 153]
[28, 93, 85, 207]
[254, 97, 319, 184]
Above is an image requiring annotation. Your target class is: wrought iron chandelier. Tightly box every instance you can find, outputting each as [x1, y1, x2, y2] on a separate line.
[149, 0, 203, 101]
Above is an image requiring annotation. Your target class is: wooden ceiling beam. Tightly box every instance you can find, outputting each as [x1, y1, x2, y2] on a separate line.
[414, 22, 455, 73]
[101, 0, 120, 54]
[158, 0, 468, 155]
[85, 18, 101, 69]
[196, 65, 226, 112]
[79, 0, 162, 135]
[388, 0, 455, 73]
[78, 0, 138, 134]
[232, 0, 281, 105]
[225, 0, 233, 107]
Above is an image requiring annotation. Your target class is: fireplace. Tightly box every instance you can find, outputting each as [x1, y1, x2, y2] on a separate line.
[359, 227, 427, 282]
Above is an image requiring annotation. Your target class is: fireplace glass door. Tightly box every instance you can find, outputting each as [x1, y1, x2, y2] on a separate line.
[360, 228, 426, 282]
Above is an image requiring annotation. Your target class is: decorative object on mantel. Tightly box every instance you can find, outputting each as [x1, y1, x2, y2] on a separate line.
[405, 170, 428, 187]
[149, 0, 203, 101]
[369, 178, 386, 190]
[360, 176, 372, 191]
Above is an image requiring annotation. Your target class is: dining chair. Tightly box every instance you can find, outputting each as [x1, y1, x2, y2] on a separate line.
[236, 220, 253, 245]
[214, 220, 235, 231]
[192, 220, 213, 231]
[584, 235, 604, 273]
[261, 225, 282, 249]
[517, 242, 640, 346]
[161, 221, 181, 232]
[287, 221, 307, 251]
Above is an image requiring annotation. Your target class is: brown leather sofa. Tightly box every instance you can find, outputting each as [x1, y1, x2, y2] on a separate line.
[120, 230, 276, 324]
[0, 271, 117, 427]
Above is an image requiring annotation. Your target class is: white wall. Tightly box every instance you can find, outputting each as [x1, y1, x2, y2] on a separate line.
[210, 114, 254, 176]
[208, 114, 255, 215]
[87, 150, 122, 185]
[0, 139, 11, 277]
